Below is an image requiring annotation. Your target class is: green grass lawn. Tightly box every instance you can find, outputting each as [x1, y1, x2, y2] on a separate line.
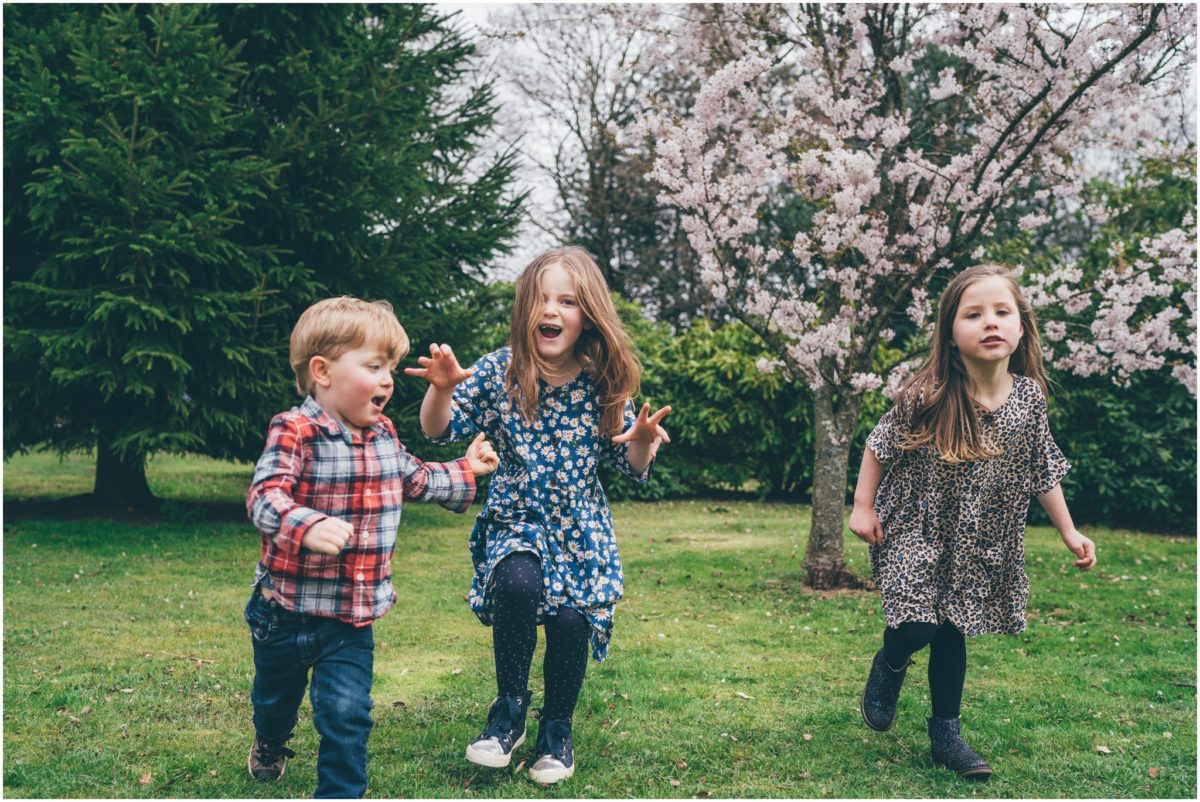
[3, 451, 1195, 798]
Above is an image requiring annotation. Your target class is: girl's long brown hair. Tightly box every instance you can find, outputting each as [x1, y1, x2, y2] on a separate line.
[896, 264, 1050, 463]
[507, 247, 641, 436]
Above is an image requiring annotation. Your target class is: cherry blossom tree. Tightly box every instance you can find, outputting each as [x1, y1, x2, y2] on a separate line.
[626, 4, 1195, 588]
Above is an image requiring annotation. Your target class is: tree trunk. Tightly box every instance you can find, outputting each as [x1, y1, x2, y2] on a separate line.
[803, 384, 863, 589]
[94, 438, 155, 508]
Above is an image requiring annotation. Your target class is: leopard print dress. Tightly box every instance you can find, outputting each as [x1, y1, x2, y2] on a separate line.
[866, 374, 1071, 637]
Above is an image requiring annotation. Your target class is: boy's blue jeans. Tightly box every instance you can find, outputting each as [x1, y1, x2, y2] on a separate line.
[245, 590, 375, 799]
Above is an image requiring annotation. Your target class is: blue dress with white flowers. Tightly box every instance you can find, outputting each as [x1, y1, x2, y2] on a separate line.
[430, 347, 650, 661]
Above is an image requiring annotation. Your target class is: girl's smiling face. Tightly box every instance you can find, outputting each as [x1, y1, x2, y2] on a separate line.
[951, 275, 1023, 366]
[534, 262, 588, 364]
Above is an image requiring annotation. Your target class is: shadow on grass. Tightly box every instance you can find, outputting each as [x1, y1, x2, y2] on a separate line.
[3, 494, 247, 524]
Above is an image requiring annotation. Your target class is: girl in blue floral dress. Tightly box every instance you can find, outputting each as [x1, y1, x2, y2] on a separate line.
[407, 246, 671, 785]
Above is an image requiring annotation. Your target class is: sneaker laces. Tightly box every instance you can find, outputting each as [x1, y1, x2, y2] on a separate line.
[255, 740, 296, 765]
[479, 692, 529, 743]
[535, 717, 573, 763]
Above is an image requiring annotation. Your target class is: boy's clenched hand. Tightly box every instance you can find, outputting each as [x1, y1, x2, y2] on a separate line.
[302, 517, 354, 555]
[466, 432, 499, 477]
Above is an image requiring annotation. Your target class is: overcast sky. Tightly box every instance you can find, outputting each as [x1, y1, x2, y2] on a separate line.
[435, 3, 560, 281]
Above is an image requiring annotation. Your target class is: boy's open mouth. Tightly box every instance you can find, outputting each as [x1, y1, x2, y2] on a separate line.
[539, 324, 563, 339]
[371, 394, 387, 408]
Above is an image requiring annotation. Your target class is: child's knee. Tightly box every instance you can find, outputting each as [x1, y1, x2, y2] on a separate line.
[492, 552, 542, 605]
[896, 621, 938, 652]
[313, 678, 374, 736]
[549, 605, 589, 636]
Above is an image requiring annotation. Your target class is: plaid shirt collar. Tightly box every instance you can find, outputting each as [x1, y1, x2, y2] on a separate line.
[300, 395, 388, 443]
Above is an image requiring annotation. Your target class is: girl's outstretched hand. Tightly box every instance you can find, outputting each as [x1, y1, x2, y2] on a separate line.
[849, 503, 885, 545]
[612, 403, 672, 445]
[465, 432, 499, 477]
[404, 343, 472, 391]
[1062, 529, 1097, 570]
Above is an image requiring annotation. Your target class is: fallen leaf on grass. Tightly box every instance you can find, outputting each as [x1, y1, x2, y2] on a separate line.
[675, 759, 688, 770]
[391, 700, 406, 708]
[139, 773, 152, 785]
[1095, 745, 1112, 754]
[669, 778, 681, 787]
[803, 733, 813, 741]
[734, 691, 754, 700]
[120, 688, 134, 694]
[1148, 767, 1160, 778]
[694, 792, 710, 798]
[451, 669, 463, 676]
[800, 771, 812, 779]
[80, 706, 92, 715]
[599, 742, 612, 757]
[513, 759, 526, 773]
[208, 770, 217, 777]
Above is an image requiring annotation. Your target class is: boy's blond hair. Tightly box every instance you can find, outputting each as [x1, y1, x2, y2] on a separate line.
[289, 296, 410, 396]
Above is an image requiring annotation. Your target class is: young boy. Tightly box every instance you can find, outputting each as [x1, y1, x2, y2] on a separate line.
[245, 296, 498, 798]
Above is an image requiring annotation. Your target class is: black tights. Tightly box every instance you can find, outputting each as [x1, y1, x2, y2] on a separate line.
[490, 551, 590, 720]
[882, 621, 966, 718]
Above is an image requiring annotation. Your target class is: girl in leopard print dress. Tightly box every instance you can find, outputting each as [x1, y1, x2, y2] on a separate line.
[849, 264, 1097, 779]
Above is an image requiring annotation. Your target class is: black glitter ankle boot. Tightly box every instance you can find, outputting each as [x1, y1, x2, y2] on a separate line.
[927, 716, 992, 778]
[860, 648, 913, 731]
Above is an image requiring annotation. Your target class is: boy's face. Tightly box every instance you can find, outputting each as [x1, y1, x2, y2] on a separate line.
[313, 341, 396, 435]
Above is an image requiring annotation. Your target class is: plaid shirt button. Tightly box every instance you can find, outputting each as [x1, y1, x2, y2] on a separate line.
[356, 572, 365, 582]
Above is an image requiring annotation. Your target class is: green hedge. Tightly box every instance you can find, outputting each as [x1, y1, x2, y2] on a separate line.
[399, 283, 1194, 532]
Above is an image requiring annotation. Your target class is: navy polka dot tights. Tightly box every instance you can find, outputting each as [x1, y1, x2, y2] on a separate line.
[490, 551, 589, 720]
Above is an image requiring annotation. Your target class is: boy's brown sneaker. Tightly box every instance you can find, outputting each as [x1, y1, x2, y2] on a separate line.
[248, 736, 297, 781]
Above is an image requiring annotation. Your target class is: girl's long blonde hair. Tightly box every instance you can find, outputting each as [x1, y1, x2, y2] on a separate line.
[506, 247, 640, 436]
[896, 264, 1049, 463]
